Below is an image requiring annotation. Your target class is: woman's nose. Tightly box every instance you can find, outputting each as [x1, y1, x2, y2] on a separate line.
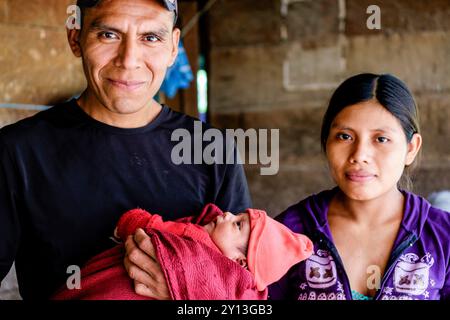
[349, 140, 372, 164]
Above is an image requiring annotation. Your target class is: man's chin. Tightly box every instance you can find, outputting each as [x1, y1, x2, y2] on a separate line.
[105, 97, 152, 114]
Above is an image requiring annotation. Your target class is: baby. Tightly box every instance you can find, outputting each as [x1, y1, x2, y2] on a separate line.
[53, 204, 313, 299]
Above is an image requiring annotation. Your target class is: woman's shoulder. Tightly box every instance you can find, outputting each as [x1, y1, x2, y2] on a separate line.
[279, 188, 337, 214]
[274, 188, 338, 233]
[404, 190, 450, 224]
[427, 190, 450, 224]
[403, 190, 450, 247]
[427, 204, 450, 227]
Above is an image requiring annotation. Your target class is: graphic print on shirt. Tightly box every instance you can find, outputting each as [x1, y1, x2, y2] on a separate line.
[305, 249, 337, 289]
[393, 253, 434, 296]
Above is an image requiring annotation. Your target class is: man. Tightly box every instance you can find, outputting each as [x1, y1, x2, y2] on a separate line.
[0, 0, 251, 300]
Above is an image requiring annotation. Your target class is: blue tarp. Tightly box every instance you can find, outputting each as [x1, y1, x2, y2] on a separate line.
[160, 40, 194, 98]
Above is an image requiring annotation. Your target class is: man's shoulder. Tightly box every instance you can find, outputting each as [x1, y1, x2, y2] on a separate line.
[0, 101, 70, 142]
[161, 105, 217, 132]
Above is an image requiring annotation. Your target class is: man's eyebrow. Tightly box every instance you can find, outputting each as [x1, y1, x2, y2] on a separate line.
[139, 28, 170, 37]
[88, 20, 170, 37]
[89, 20, 122, 33]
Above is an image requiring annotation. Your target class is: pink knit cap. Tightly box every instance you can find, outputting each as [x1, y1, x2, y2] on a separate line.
[246, 209, 313, 291]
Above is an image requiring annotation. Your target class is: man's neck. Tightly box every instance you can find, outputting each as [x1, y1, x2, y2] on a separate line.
[77, 91, 163, 129]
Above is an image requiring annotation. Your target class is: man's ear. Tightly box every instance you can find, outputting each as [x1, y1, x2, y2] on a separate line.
[67, 28, 82, 58]
[168, 27, 181, 67]
[405, 133, 422, 166]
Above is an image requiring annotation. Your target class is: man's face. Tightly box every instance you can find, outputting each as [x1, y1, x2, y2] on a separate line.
[68, 0, 180, 116]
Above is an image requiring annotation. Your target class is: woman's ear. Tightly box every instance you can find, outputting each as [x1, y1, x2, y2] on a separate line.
[67, 28, 82, 58]
[405, 133, 422, 166]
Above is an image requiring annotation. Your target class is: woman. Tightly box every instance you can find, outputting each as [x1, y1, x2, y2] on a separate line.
[269, 73, 450, 300]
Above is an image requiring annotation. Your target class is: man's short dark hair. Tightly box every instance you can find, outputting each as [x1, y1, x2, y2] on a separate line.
[76, 0, 102, 29]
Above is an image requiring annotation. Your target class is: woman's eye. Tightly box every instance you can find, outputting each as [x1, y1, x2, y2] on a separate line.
[337, 133, 352, 141]
[235, 221, 241, 230]
[377, 136, 389, 143]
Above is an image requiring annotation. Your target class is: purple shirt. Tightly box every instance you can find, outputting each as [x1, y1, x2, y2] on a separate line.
[269, 188, 450, 300]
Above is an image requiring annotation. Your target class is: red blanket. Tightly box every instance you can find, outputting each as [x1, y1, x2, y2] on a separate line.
[52, 229, 267, 300]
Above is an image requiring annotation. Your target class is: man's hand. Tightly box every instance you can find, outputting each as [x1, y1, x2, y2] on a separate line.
[124, 228, 171, 300]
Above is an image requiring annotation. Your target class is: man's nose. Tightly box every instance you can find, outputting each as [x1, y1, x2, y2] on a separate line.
[115, 37, 141, 69]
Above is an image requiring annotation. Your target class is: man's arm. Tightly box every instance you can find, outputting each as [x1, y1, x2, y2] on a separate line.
[116, 209, 193, 241]
[0, 134, 21, 283]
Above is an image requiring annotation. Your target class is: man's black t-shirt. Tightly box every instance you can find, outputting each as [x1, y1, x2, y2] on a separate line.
[0, 99, 252, 299]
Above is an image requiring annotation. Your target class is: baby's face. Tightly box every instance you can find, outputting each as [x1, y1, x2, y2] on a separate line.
[204, 212, 250, 264]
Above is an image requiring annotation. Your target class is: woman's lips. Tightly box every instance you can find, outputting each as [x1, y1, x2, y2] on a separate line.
[345, 172, 376, 182]
[108, 79, 145, 91]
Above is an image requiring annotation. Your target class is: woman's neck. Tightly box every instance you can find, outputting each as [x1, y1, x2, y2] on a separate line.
[331, 187, 405, 227]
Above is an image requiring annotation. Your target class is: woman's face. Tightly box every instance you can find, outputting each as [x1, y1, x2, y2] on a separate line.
[325, 100, 421, 201]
